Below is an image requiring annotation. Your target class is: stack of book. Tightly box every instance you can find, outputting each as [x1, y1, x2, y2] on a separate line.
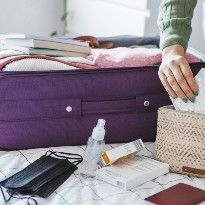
[0, 34, 91, 57]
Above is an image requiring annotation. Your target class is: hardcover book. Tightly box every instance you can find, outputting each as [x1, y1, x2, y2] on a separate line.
[0, 44, 88, 57]
[0, 39, 91, 54]
[0, 34, 89, 47]
[144, 183, 205, 205]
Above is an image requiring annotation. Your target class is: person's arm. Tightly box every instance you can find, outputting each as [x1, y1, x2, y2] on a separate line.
[157, 0, 198, 103]
[158, 0, 197, 51]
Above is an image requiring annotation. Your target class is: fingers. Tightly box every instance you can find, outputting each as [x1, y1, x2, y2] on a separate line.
[179, 57, 198, 96]
[169, 61, 195, 102]
[158, 56, 198, 103]
[159, 67, 188, 102]
[158, 70, 176, 97]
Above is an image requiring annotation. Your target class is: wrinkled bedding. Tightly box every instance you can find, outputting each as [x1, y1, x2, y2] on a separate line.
[0, 142, 204, 205]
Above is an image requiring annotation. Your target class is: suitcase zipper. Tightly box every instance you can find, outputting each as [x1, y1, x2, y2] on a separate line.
[0, 69, 146, 79]
[1, 62, 205, 78]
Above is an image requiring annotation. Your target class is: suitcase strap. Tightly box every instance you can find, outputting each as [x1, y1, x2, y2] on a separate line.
[73, 36, 113, 49]
[83, 94, 168, 114]
[0, 94, 168, 121]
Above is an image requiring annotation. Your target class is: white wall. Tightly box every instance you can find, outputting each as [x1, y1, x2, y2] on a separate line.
[66, 0, 149, 36]
[0, 0, 65, 36]
[0, 0, 204, 53]
[67, 0, 205, 54]
[190, 0, 205, 54]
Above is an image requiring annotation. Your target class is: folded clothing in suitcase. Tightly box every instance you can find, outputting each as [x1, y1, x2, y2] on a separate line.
[0, 36, 204, 150]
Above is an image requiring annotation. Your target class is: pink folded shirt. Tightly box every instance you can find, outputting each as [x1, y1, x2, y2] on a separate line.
[87, 47, 200, 68]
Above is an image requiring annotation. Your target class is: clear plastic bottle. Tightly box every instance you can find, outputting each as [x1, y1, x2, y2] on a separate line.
[80, 119, 105, 176]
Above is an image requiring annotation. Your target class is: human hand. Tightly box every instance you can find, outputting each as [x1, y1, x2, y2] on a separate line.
[158, 44, 198, 103]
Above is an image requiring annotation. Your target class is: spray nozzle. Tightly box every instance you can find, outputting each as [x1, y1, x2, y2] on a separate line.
[92, 119, 106, 140]
[96, 119, 105, 129]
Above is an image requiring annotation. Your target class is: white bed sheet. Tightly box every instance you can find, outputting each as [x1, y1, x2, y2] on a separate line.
[0, 142, 204, 205]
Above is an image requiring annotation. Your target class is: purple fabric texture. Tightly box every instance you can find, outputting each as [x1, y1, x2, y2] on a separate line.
[0, 64, 202, 149]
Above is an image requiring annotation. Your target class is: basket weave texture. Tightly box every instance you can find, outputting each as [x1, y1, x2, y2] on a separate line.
[155, 106, 205, 177]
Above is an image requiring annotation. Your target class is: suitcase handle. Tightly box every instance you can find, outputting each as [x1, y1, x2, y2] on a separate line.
[82, 94, 170, 115]
[82, 98, 136, 115]
[0, 94, 170, 121]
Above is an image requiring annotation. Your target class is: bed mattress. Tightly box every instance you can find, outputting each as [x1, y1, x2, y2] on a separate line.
[0, 142, 204, 205]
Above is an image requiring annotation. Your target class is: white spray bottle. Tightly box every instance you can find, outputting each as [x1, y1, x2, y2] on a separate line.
[80, 119, 106, 176]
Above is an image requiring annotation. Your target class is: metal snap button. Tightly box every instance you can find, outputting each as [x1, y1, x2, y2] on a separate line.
[144, 101, 149, 107]
[66, 106, 72, 112]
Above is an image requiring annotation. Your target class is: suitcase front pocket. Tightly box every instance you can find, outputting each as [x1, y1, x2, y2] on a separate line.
[0, 94, 169, 121]
[0, 97, 136, 121]
[0, 98, 81, 121]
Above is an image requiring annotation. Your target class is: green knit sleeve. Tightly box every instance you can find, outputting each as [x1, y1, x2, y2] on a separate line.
[157, 0, 197, 51]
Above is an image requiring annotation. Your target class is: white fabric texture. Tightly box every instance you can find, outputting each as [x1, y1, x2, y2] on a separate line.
[0, 49, 24, 59]
[3, 58, 79, 71]
[0, 142, 204, 205]
[56, 57, 94, 65]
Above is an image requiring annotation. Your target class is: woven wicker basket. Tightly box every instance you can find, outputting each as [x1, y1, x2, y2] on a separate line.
[155, 106, 205, 177]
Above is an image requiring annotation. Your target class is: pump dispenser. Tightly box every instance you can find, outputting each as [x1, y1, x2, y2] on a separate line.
[92, 119, 105, 140]
[80, 119, 106, 176]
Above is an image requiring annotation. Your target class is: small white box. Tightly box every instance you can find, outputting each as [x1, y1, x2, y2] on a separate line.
[100, 139, 145, 167]
[96, 155, 169, 190]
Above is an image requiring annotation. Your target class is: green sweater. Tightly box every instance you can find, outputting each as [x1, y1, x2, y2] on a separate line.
[158, 0, 197, 51]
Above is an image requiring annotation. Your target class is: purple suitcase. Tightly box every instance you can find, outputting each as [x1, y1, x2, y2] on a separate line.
[0, 64, 204, 150]
[0, 37, 204, 149]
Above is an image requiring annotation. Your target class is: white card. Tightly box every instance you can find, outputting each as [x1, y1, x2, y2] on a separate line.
[170, 68, 205, 114]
